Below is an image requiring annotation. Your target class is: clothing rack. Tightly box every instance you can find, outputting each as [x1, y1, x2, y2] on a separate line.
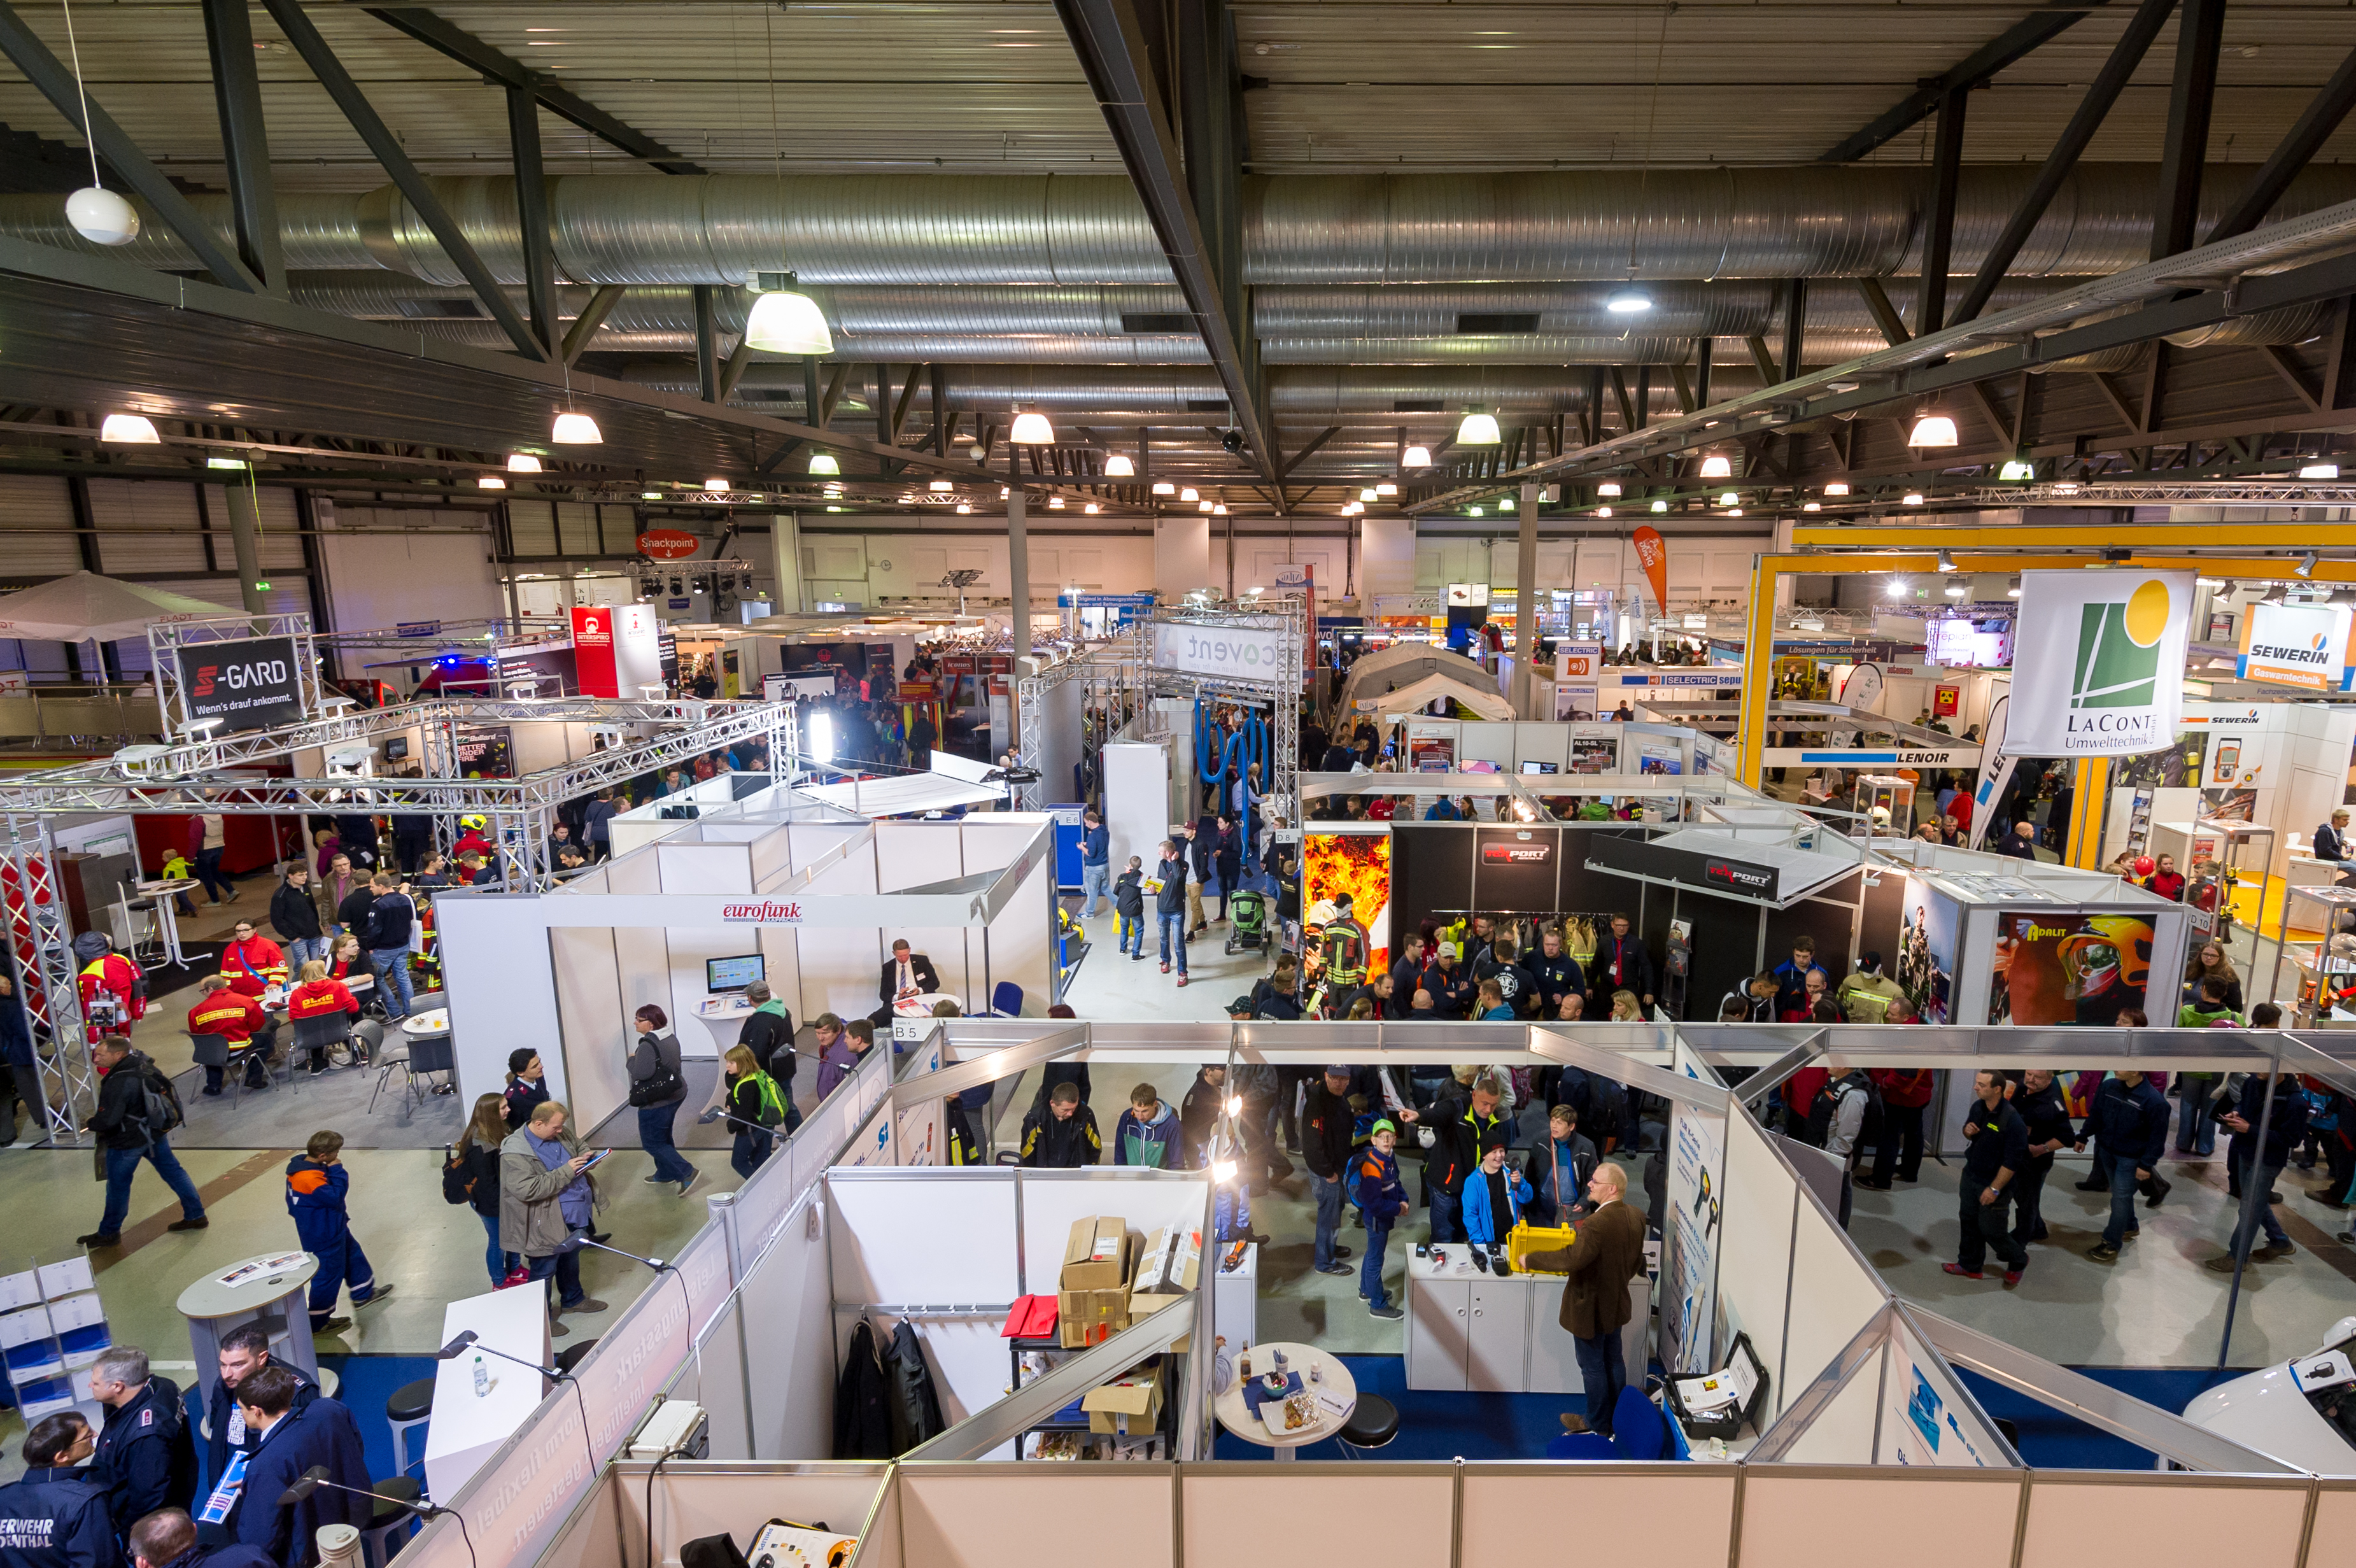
[835, 1303, 1012, 1320]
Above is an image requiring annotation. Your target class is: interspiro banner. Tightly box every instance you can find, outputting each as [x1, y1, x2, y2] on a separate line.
[2007, 570, 2194, 756]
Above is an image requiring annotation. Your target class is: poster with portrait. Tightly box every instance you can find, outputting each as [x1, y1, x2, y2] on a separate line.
[1895, 878, 1959, 1025]
[1987, 910, 2154, 1027]
[1637, 742, 1683, 775]
[1570, 735, 1619, 774]
[1303, 829, 1392, 978]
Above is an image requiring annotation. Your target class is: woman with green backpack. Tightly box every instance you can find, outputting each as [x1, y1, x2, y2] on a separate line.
[719, 1044, 788, 1179]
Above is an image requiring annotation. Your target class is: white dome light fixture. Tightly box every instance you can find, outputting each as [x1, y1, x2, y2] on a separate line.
[1907, 410, 1959, 448]
[1010, 410, 1055, 444]
[99, 413, 160, 444]
[1104, 453, 1135, 477]
[1152, 481, 1176, 496]
[928, 479, 954, 492]
[506, 453, 542, 472]
[67, 187, 139, 246]
[704, 476, 730, 491]
[1180, 486, 1199, 502]
[1596, 505, 1613, 518]
[1403, 444, 1432, 467]
[479, 474, 507, 490]
[1457, 410, 1502, 446]
[1903, 491, 1926, 506]
[1597, 481, 1623, 498]
[1823, 480, 1851, 497]
[740, 271, 833, 355]
[1698, 453, 1732, 479]
[1375, 481, 1399, 496]
[551, 411, 602, 444]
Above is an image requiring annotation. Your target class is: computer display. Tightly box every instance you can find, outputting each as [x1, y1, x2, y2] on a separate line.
[706, 954, 765, 993]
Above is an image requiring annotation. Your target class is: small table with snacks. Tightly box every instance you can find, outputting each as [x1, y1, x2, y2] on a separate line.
[1211, 1341, 1357, 1460]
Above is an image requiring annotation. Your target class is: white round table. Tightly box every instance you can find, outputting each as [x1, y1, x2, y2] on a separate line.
[1212, 1341, 1357, 1460]
[402, 1008, 451, 1037]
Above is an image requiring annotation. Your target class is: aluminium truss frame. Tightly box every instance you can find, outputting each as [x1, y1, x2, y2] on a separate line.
[1136, 607, 1303, 842]
[144, 612, 325, 742]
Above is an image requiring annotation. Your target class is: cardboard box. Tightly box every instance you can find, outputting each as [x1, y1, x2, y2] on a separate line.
[1082, 1360, 1166, 1436]
[1060, 1216, 1130, 1291]
[1127, 1226, 1203, 1348]
[1058, 1286, 1129, 1348]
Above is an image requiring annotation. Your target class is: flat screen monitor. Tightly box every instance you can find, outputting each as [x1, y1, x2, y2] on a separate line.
[384, 737, 409, 761]
[1520, 761, 1558, 774]
[706, 954, 765, 994]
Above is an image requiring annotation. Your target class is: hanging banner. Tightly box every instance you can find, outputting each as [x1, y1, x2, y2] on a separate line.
[175, 636, 305, 733]
[1829, 662, 1884, 750]
[2236, 599, 2356, 691]
[1661, 1039, 1726, 1375]
[1632, 526, 1670, 612]
[1965, 689, 2012, 850]
[2007, 570, 2194, 755]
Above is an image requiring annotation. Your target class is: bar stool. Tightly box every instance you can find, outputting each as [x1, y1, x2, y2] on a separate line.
[554, 1339, 598, 1376]
[1336, 1394, 1398, 1460]
[362, 1478, 422, 1568]
[386, 1378, 435, 1476]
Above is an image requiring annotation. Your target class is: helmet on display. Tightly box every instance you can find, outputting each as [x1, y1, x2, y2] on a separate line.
[1868, 805, 1891, 828]
[462, 815, 486, 830]
[2132, 855, 2155, 877]
[1306, 900, 1338, 928]
[2057, 917, 2155, 999]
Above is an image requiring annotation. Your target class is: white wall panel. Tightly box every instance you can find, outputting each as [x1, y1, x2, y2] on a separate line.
[549, 925, 626, 1127]
[1742, 1474, 2018, 1568]
[1716, 1110, 1799, 1416]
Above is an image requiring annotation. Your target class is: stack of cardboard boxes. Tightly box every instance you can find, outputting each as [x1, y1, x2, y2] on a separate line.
[1058, 1215, 1131, 1348]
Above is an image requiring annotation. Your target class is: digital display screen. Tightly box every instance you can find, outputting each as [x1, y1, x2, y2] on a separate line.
[1925, 616, 2014, 669]
[705, 954, 765, 993]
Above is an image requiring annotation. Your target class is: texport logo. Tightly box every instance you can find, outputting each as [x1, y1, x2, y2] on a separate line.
[1704, 859, 1774, 892]
[1481, 844, 1549, 863]
[2070, 578, 2172, 710]
[719, 900, 803, 922]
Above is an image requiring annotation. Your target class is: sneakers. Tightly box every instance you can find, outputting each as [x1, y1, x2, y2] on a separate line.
[2087, 1243, 2120, 1263]
[1941, 1262, 1984, 1280]
[679, 1170, 706, 1197]
[2143, 1176, 2172, 1208]
[76, 1232, 121, 1248]
[318, 1317, 352, 1334]
[1368, 1303, 1404, 1320]
[1160, 962, 1170, 973]
[2256, 1241, 2297, 1263]
[560, 1297, 610, 1315]
[1175, 975, 1189, 987]
[1316, 1262, 1352, 1276]
[642, 1172, 672, 1184]
[2203, 1253, 2246, 1273]
[167, 1217, 209, 1232]
[498, 1267, 531, 1289]
[2001, 1261, 2024, 1288]
[358, 1285, 395, 1308]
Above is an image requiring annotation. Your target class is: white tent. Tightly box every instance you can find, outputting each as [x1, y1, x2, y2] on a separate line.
[0, 572, 226, 644]
[1334, 644, 1501, 715]
[1366, 671, 1515, 719]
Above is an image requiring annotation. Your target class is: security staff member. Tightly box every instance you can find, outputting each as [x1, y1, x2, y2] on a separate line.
[128, 1511, 271, 1568]
[1946, 1070, 2030, 1285]
[88, 1348, 197, 1534]
[200, 1328, 317, 1538]
[184, 978, 274, 1097]
[0, 1413, 121, 1568]
[223, 1368, 364, 1568]
[1518, 927, 1583, 1017]
[2009, 1069, 2076, 1247]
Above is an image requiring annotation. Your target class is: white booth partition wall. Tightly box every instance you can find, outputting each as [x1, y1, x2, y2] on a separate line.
[438, 813, 1057, 1126]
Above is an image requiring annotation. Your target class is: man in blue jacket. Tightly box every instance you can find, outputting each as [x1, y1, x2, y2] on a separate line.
[89, 1348, 197, 1535]
[1077, 809, 1110, 917]
[222, 1368, 365, 1568]
[201, 1329, 318, 1533]
[129, 1509, 272, 1568]
[2206, 1073, 2312, 1271]
[2077, 1070, 2168, 1262]
[0, 1413, 120, 1568]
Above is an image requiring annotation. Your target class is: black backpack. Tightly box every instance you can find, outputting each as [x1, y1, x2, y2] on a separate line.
[130, 1059, 183, 1143]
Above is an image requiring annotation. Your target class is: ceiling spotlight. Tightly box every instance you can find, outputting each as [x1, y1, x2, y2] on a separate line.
[2261, 583, 2289, 604]
[1597, 506, 1613, 518]
[1469, 506, 1485, 517]
[1104, 453, 1135, 477]
[1604, 279, 1653, 314]
[969, 443, 988, 461]
[1936, 547, 1956, 573]
[1001, 485, 1012, 498]
[1907, 411, 1959, 448]
[2297, 550, 2321, 577]
[2007, 574, 2023, 598]
[479, 474, 507, 490]
[741, 271, 833, 354]
[66, 187, 140, 246]
[957, 502, 972, 514]
[929, 479, 954, 492]
[1823, 481, 1851, 497]
[1213, 504, 1229, 515]
[1998, 458, 2035, 482]
[1180, 486, 1199, 502]
[100, 413, 160, 444]
[551, 411, 601, 444]
[1598, 482, 1623, 498]
[808, 453, 841, 476]
[505, 453, 542, 473]
[1887, 577, 1908, 598]
[1457, 411, 1502, 446]
[1699, 454, 1733, 479]
[1010, 410, 1055, 444]
[1047, 495, 1065, 509]
[1651, 499, 1668, 512]
[2301, 462, 2340, 479]
[1084, 502, 1101, 514]
[1903, 491, 1926, 505]
[704, 476, 730, 491]
[1199, 498, 1215, 512]
[1153, 481, 1176, 496]
[1802, 500, 1821, 511]
[1403, 444, 1432, 467]
[1718, 491, 1739, 505]
[1376, 482, 1399, 496]
[1360, 488, 1378, 502]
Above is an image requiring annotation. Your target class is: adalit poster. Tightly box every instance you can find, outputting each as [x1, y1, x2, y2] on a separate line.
[1988, 912, 2154, 1026]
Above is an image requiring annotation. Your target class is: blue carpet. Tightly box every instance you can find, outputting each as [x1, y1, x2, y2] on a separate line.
[1957, 1366, 2240, 1471]
[185, 1354, 441, 1491]
[1211, 1355, 1601, 1461]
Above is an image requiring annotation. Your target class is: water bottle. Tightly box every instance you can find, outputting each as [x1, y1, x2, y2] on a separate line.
[472, 1354, 488, 1398]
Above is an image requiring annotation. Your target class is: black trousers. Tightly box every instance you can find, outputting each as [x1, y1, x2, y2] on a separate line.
[2010, 1157, 2052, 1243]
[1956, 1184, 2026, 1273]
[1870, 1103, 1925, 1185]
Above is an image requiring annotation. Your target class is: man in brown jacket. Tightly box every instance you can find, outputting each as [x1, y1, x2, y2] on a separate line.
[1525, 1161, 1646, 1438]
[500, 1101, 609, 1337]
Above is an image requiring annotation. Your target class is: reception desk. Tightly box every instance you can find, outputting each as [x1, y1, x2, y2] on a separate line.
[1402, 1252, 1649, 1394]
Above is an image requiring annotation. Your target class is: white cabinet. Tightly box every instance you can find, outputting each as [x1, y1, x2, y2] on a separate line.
[1406, 1278, 1469, 1392]
[1465, 1283, 1528, 1392]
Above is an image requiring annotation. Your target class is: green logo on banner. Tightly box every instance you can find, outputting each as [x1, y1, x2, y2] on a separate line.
[2070, 580, 2172, 709]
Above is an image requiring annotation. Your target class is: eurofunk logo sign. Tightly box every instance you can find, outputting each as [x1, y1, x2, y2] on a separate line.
[2238, 600, 2355, 692]
[719, 900, 804, 923]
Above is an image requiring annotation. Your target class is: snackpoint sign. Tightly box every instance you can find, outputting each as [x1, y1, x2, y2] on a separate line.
[2238, 600, 2356, 691]
[2007, 570, 2194, 756]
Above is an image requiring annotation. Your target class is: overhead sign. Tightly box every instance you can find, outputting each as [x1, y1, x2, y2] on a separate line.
[1147, 619, 1290, 683]
[636, 530, 701, 561]
[176, 635, 304, 733]
[1445, 583, 1490, 607]
[1761, 746, 1980, 768]
[2007, 570, 2194, 756]
[1585, 831, 1785, 904]
[1632, 525, 1670, 611]
[2238, 600, 2356, 691]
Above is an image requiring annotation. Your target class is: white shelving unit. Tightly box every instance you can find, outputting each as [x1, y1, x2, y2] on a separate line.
[0, 1254, 112, 1425]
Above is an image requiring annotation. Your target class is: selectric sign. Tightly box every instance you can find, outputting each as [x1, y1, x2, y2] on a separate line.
[176, 635, 304, 733]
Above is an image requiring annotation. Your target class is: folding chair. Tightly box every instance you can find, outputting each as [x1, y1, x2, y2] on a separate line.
[292, 1012, 352, 1075]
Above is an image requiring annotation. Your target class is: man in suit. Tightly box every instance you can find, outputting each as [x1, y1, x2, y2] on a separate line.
[871, 939, 940, 1026]
[2315, 807, 2354, 884]
[222, 1367, 365, 1568]
[1525, 1162, 1647, 1439]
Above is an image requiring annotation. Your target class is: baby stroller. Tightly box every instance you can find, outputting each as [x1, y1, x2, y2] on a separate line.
[1224, 886, 1270, 955]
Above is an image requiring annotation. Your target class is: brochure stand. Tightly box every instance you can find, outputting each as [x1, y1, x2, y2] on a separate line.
[0, 1254, 112, 1424]
[176, 1250, 325, 1409]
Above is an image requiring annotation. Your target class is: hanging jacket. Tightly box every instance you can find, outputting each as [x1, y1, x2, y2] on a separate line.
[884, 1319, 947, 1455]
[833, 1320, 894, 1459]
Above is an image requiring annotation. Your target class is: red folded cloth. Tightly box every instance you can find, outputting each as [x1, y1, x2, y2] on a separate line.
[1001, 1294, 1059, 1339]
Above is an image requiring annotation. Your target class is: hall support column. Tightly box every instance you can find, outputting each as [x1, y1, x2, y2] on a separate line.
[1514, 480, 1539, 716]
[1008, 480, 1031, 655]
[224, 481, 269, 620]
[768, 511, 806, 613]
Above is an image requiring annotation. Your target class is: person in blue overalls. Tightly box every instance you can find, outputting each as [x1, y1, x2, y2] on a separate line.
[283, 1131, 392, 1335]
[0, 1413, 121, 1568]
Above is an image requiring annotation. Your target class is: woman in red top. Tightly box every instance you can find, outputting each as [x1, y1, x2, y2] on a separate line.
[327, 934, 364, 980]
[287, 959, 361, 1073]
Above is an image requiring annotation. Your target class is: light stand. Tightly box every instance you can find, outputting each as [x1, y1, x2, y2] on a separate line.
[435, 1330, 571, 1383]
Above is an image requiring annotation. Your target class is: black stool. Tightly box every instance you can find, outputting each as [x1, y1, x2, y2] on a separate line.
[386, 1380, 435, 1476]
[1337, 1393, 1399, 1459]
[555, 1339, 599, 1375]
[363, 1477, 422, 1568]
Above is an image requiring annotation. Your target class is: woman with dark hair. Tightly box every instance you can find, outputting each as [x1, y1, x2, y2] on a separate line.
[451, 1093, 521, 1285]
[629, 1003, 700, 1196]
[504, 1048, 551, 1130]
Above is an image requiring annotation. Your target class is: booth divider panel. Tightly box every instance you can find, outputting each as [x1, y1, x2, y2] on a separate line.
[527, 1461, 630, 1568]
[1774, 1353, 1883, 1465]
[676, 1224, 736, 1339]
[657, 842, 756, 894]
[609, 923, 677, 1085]
[575, 1274, 696, 1468]
[1033, 675, 1086, 819]
[1013, 1169, 1212, 1298]
[750, 823, 795, 890]
[416, 1374, 597, 1568]
[2309, 1486, 2356, 1563]
[876, 821, 975, 1005]
[797, 846, 889, 1024]
[738, 1192, 838, 1459]
[826, 1171, 1021, 1304]
[1778, 1189, 1893, 1415]
[437, 894, 564, 1109]
[1512, 721, 1572, 772]
[603, 850, 665, 896]
[2019, 1478, 2315, 1568]
[1716, 1112, 1800, 1417]
[610, 1468, 893, 1568]
[1458, 722, 1514, 770]
[961, 820, 1054, 1015]
[1458, 1471, 1735, 1561]
[681, 1303, 751, 1460]
[1181, 1473, 1451, 1568]
[1674, 887, 1763, 1027]
[1739, 1474, 2020, 1568]
[903, 1471, 1170, 1568]
[849, 1472, 902, 1568]
[551, 928, 628, 1126]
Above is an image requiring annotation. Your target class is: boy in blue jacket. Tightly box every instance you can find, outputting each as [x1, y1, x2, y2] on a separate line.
[1349, 1120, 1413, 1320]
[1113, 1082, 1183, 1168]
[284, 1131, 391, 1334]
[1461, 1143, 1534, 1273]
